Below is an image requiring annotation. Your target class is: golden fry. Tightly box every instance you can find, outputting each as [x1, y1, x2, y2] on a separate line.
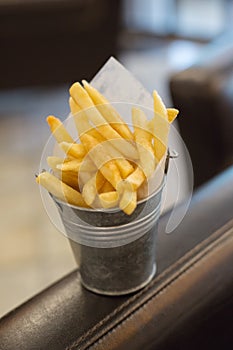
[56, 159, 81, 172]
[147, 113, 169, 146]
[117, 166, 145, 193]
[59, 142, 86, 159]
[69, 96, 81, 115]
[82, 171, 105, 206]
[99, 191, 119, 209]
[137, 180, 148, 201]
[56, 158, 96, 173]
[82, 80, 133, 140]
[61, 172, 79, 191]
[147, 112, 169, 162]
[102, 140, 134, 178]
[46, 115, 74, 143]
[167, 108, 179, 123]
[46, 156, 79, 190]
[70, 82, 138, 160]
[70, 104, 105, 142]
[153, 138, 166, 162]
[36, 171, 87, 207]
[119, 183, 137, 215]
[99, 180, 115, 193]
[80, 133, 122, 189]
[151, 91, 171, 161]
[153, 90, 167, 119]
[115, 158, 134, 179]
[132, 107, 155, 178]
[78, 170, 96, 188]
[47, 156, 65, 172]
[127, 166, 146, 190]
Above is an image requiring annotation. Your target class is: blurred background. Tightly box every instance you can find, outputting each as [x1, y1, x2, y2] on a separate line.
[1, 0, 233, 317]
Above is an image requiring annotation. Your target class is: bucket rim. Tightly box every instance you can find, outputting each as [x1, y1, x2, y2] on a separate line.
[51, 176, 166, 214]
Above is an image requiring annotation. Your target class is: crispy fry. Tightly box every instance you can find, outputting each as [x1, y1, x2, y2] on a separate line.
[102, 140, 134, 178]
[132, 107, 155, 178]
[101, 160, 122, 190]
[153, 90, 167, 119]
[119, 182, 137, 215]
[69, 97, 92, 137]
[70, 97, 102, 140]
[147, 112, 169, 162]
[59, 142, 86, 159]
[151, 91, 171, 161]
[36, 171, 87, 207]
[70, 82, 109, 128]
[82, 171, 105, 206]
[167, 108, 179, 123]
[56, 158, 96, 173]
[127, 166, 145, 190]
[137, 180, 148, 201]
[99, 180, 115, 193]
[132, 107, 152, 140]
[46, 156, 79, 190]
[117, 166, 145, 193]
[71, 116, 133, 176]
[47, 156, 65, 172]
[147, 113, 169, 145]
[69, 96, 81, 115]
[46, 115, 74, 143]
[99, 191, 119, 209]
[152, 138, 166, 162]
[56, 159, 81, 172]
[80, 134, 111, 167]
[78, 170, 96, 188]
[115, 158, 134, 179]
[82, 80, 133, 140]
[70, 103, 105, 142]
[61, 172, 79, 191]
[120, 191, 137, 215]
[70, 82, 138, 160]
[80, 133, 122, 189]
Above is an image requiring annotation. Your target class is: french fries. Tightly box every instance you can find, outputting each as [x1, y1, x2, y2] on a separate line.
[70, 82, 138, 160]
[100, 180, 115, 193]
[82, 171, 105, 206]
[167, 108, 179, 123]
[132, 107, 155, 178]
[119, 182, 137, 216]
[60, 142, 86, 159]
[56, 158, 96, 173]
[47, 156, 65, 172]
[82, 80, 134, 140]
[47, 115, 74, 144]
[36, 171, 87, 207]
[36, 80, 178, 215]
[99, 191, 119, 209]
[153, 90, 167, 119]
[46, 156, 80, 191]
[80, 134, 122, 190]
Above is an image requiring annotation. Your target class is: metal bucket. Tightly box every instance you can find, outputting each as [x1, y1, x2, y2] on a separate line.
[52, 177, 165, 295]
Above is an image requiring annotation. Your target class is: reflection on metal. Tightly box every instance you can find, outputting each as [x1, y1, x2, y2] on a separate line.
[165, 149, 179, 174]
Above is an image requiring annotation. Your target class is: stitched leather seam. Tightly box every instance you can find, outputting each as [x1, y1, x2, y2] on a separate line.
[90, 228, 233, 350]
[66, 219, 233, 350]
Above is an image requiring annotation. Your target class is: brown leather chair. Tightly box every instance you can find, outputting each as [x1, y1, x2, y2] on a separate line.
[170, 31, 233, 187]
